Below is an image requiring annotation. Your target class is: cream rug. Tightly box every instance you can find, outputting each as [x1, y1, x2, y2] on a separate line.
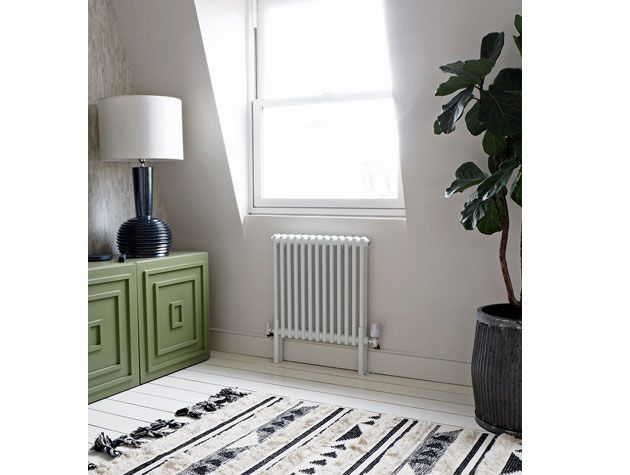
[88, 388, 522, 474]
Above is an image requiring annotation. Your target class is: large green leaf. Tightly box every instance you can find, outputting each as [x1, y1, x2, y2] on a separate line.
[465, 102, 486, 136]
[439, 59, 496, 84]
[477, 158, 519, 201]
[435, 75, 476, 96]
[479, 68, 522, 136]
[514, 15, 522, 55]
[445, 162, 488, 197]
[460, 192, 487, 230]
[460, 192, 502, 234]
[476, 198, 504, 235]
[482, 131, 507, 155]
[480, 32, 505, 62]
[437, 87, 474, 134]
[511, 167, 522, 206]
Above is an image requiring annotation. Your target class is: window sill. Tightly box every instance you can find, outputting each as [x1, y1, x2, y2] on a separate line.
[248, 206, 406, 219]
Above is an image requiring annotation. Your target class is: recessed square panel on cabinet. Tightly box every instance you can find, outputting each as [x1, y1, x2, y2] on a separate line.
[137, 253, 210, 382]
[88, 265, 139, 403]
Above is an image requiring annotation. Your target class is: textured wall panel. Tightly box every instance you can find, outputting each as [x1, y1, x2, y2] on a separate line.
[88, 0, 167, 254]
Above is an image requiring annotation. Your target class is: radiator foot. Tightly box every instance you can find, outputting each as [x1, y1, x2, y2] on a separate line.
[358, 326, 368, 376]
[273, 320, 283, 364]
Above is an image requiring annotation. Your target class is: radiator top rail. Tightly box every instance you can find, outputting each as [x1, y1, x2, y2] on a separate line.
[271, 234, 370, 247]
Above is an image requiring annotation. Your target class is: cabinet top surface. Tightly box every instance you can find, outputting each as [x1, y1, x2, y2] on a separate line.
[88, 251, 207, 270]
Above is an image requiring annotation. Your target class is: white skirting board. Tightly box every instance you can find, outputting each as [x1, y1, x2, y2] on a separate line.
[210, 328, 472, 386]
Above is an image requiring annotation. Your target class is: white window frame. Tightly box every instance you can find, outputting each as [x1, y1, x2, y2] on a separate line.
[249, 0, 405, 217]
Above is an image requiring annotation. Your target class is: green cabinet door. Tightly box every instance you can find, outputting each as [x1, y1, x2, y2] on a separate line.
[136, 252, 210, 383]
[88, 264, 139, 403]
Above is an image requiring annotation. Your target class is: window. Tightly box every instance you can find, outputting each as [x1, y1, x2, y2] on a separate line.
[251, 0, 404, 216]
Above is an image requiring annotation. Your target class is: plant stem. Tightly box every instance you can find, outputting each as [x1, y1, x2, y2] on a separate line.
[519, 228, 522, 304]
[498, 193, 517, 304]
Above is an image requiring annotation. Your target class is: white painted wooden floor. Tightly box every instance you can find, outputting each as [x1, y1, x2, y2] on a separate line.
[88, 351, 478, 466]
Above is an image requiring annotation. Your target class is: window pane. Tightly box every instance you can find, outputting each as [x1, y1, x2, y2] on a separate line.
[261, 0, 392, 98]
[260, 98, 400, 200]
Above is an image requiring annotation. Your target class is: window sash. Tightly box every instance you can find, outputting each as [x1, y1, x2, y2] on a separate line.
[251, 0, 404, 215]
[255, 90, 393, 108]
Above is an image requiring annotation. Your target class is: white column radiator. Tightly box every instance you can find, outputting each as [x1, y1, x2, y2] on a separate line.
[270, 234, 377, 375]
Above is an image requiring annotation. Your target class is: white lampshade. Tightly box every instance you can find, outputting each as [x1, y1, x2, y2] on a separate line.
[98, 95, 183, 161]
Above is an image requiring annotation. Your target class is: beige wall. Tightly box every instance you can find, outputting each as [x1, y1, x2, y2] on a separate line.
[88, 0, 167, 254]
[112, 0, 521, 385]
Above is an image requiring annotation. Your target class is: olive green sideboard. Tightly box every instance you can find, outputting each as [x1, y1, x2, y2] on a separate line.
[88, 252, 210, 403]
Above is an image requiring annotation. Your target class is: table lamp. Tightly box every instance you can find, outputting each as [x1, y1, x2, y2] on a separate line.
[98, 95, 183, 258]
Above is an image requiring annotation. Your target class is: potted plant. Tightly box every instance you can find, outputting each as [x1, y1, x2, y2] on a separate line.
[433, 15, 522, 437]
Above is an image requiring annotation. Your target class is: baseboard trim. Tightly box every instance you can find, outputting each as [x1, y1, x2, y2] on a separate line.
[210, 328, 472, 386]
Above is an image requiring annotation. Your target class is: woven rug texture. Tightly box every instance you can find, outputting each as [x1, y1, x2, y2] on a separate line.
[88, 388, 522, 475]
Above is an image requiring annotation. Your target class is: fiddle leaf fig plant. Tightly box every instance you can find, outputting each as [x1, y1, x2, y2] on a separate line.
[434, 15, 522, 305]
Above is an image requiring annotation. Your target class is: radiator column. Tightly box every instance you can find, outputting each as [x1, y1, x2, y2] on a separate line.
[273, 236, 282, 363]
[358, 242, 368, 375]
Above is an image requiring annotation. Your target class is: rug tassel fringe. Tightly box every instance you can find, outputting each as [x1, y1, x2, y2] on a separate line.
[88, 387, 249, 468]
[175, 387, 250, 418]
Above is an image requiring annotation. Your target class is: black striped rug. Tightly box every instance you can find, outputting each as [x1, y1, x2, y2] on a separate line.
[89, 388, 522, 474]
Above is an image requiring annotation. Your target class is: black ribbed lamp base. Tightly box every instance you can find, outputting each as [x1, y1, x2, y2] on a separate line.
[117, 216, 173, 258]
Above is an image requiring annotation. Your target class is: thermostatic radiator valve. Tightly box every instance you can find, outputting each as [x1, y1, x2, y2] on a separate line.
[368, 322, 381, 350]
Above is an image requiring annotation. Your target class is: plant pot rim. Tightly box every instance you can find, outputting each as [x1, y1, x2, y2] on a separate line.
[477, 303, 522, 329]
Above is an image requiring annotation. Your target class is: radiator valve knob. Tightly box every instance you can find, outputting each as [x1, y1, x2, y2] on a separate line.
[370, 322, 380, 339]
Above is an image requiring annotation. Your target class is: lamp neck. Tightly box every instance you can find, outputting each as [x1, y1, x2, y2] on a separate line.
[138, 158, 147, 167]
[132, 166, 153, 218]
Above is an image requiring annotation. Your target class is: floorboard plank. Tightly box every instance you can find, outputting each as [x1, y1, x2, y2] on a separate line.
[210, 350, 473, 395]
[181, 364, 474, 416]
[89, 398, 173, 422]
[202, 356, 473, 405]
[88, 409, 148, 434]
[110, 390, 189, 413]
[130, 381, 224, 402]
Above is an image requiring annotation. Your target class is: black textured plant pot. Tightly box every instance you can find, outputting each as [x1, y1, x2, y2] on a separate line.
[471, 304, 522, 438]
